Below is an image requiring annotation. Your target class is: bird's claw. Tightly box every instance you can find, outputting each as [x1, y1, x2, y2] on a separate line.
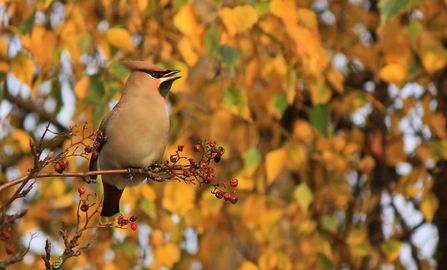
[127, 168, 135, 180]
[150, 162, 162, 171]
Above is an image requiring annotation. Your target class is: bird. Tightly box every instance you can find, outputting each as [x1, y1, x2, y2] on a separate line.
[89, 61, 181, 225]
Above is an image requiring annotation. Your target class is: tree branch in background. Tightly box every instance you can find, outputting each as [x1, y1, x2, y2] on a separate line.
[2, 86, 66, 131]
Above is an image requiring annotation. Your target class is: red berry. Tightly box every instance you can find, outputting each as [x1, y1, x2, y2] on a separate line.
[6, 245, 14, 255]
[224, 192, 231, 201]
[178, 145, 184, 152]
[206, 175, 214, 182]
[207, 167, 215, 174]
[54, 163, 63, 173]
[131, 223, 137, 230]
[78, 187, 86, 195]
[3, 232, 11, 239]
[80, 204, 89, 212]
[230, 179, 238, 187]
[215, 190, 223, 199]
[188, 158, 194, 164]
[60, 159, 69, 169]
[189, 168, 196, 176]
[230, 195, 238, 204]
[183, 170, 191, 177]
[217, 147, 225, 156]
[194, 144, 201, 152]
[209, 140, 216, 147]
[170, 155, 178, 163]
[85, 146, 92, 153]
[118, 218, 123, 225]
[199, 161, 207, 168]
[93, 141, 100, 148]
[168, 170, 175, 177]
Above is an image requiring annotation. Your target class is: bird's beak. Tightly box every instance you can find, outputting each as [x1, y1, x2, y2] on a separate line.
[160, 70, 181, 82]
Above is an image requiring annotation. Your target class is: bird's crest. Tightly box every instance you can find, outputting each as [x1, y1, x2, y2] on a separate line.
[120, 61, 166, 72]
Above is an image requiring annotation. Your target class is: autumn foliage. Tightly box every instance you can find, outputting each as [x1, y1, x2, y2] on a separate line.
[1, 0, 447, 269]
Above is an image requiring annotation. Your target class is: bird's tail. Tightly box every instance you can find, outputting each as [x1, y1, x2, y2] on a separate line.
[99, 181, 124, 225]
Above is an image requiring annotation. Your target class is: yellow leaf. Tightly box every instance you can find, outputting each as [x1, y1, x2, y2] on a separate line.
[220, 5, 258, 36]
[140, 184, 156, 201]
[380, 240, 402, 262]
[386, 140, 407, 166]
[294, 183, 313, 212]
[239, 260, 259, 270]
[297, 8, 318, 32]
[358, 155, 376, 173]
[52, 193, 74, 208]
[137, 0, 148, 12]
[155, 243, 181, 268]
[420, 193, 439, 223]
[174, 4, 201, 37]
[327, 68, 344, 93]
[12, 129, 31, 152]
[309, 81, 332, 105]
[178, 37, 198, 66]
[106, 28, 134, 53]
[379, 64, 407, 88]
[74, 75, 90, 100]
[31, 25, 57, 68]
[103, 263, 119, 270]
[265, 148, 288, 185]
[162, 181, 195, 215]
[271, 0, 298, 26]
[287, 26, 320, 57]
[0, 61, 9, 72]
[293, 120, 314, 143]
[10, 52, 35, 87]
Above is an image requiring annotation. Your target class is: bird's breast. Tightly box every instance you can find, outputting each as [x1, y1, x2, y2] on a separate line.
[100, 102, 170, 170]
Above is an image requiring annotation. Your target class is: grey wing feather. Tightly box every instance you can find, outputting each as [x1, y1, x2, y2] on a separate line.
[88, 106, 120, 179]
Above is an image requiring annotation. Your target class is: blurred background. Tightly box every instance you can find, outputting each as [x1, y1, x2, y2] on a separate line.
[1, 0, 447, 269]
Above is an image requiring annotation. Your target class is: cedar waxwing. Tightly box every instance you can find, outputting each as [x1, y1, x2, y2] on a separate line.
[89, 61, 181, 225]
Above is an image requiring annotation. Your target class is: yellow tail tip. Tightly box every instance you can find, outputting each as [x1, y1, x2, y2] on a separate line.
[99, 213, 121, 226]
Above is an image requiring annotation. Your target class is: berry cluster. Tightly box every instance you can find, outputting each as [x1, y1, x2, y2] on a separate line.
[117, 215, 138, 230]
[77, 187, 138, 230]
[85, 131, 104, 159]
[2, 229, 14, 255]
[54, 159, 69, 173]
[169, 140, 239, 204]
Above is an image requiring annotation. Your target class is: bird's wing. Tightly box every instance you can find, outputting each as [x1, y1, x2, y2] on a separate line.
[89, 107, 119, 179]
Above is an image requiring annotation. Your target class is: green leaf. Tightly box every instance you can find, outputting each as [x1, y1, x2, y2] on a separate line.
[273, 92, 288, 118]
[205, 24, 221, 57]
[310, 104, 330, 138]
[241, 0, 256, 7]
[379, 0, 410, 28]
[84, 75, 107, 126]
[352, 242, 372, 256]
[110, 62, 130, 80]
[321, 215, 337, 233]
[293, 183, 313, 212]
[51, 80, 63, 113]
[140, 198, 156, 218]
[408, 20, 422, 44]
[20, 11, 36, 35]
[380, 240, 402, 261]
[317, 253, 332, 270]
[217, 45, 240, 69]
[222, 87, 246, 116]
[243, 148, 262, 176]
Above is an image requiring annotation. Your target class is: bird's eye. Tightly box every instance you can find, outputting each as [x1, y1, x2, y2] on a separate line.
[149, 71, 162, 78]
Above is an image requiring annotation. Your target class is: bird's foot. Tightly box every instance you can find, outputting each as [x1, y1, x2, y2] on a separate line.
[148, 162, 162, 171]
[127, 168, 135, 180]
